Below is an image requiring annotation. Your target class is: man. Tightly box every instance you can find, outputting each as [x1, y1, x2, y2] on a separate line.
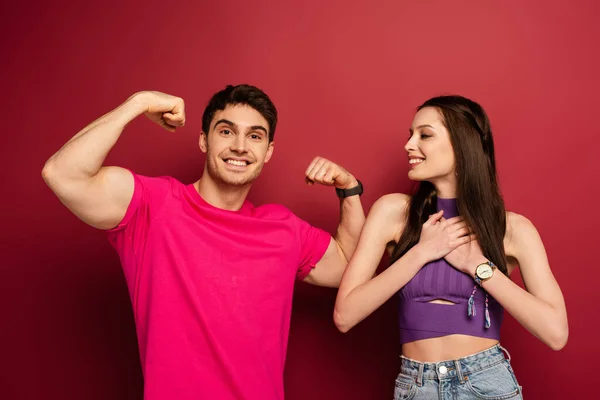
[42, 84, 365, 400]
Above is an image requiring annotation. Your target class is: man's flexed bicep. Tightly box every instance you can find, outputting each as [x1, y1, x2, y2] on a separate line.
[44, 165, 135, 230]
[42, 91, 185, 230]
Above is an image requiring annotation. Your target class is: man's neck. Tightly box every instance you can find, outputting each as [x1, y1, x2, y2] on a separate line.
[194, 175, 251, 211]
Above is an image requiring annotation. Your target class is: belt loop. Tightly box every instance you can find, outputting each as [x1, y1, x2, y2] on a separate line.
[454, 360, 464, 384]
[416, 362, 424, 386]
[499, 344, 511, 362]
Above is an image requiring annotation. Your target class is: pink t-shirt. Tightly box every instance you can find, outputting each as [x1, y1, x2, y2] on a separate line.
[107, 172, 331, 400]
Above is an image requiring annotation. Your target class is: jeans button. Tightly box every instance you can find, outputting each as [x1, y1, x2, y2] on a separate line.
[439, 365, 448, 374]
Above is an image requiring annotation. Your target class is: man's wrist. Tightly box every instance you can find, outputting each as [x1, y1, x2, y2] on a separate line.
[336, 175, 359, 190]
[127, 91, 151, 115]
[335, 177, 363, 198]
[110, 94, 148, 127]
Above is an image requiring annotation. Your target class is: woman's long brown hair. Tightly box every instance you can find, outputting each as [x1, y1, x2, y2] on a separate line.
[391, 96, 507, 274]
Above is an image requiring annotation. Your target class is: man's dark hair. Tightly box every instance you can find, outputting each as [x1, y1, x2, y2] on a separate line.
[202, 84, 278, 142]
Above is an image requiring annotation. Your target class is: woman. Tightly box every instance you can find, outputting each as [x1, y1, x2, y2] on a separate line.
[334, 96, 568, 399]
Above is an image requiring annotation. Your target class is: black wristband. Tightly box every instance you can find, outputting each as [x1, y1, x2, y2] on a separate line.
[335, 180, 363, 198]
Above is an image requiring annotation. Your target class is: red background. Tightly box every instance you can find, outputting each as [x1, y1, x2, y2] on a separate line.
[1, 1, 598, 399]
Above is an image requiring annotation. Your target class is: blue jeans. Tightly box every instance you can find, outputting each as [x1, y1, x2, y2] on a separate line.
[394, 344, 523, 399]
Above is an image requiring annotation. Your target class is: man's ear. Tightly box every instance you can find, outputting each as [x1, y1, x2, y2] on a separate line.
[264, 141, 275, 163]
[199, 131, 208, 153]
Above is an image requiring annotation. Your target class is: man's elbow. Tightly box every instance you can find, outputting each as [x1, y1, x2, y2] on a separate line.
[41, 160, 56, 185]
[42, 160, 73, 194]
[42, 160, 68, 194]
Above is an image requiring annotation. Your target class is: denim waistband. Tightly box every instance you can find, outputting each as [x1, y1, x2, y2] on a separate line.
[399, 344, 510, 385]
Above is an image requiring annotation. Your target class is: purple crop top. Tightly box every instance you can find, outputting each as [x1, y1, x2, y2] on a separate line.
[397, 197, 504, 345]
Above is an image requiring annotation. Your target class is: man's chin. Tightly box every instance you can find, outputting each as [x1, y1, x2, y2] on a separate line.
[221, 178, 254, 187]
[215, 171, 258, 187]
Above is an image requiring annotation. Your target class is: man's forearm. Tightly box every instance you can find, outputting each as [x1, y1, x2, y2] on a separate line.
[334, 183, 366, 261]
[43, 93, 147, 181]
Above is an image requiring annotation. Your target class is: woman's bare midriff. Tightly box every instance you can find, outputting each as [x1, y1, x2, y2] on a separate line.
[401, 335, 499, 362]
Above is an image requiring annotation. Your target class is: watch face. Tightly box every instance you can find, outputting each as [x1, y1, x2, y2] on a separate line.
[477, 265, 493, 279]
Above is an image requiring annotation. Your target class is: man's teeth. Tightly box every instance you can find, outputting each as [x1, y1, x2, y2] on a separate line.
[409, 159, 424, 164]
[227, 159, 248, 166]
